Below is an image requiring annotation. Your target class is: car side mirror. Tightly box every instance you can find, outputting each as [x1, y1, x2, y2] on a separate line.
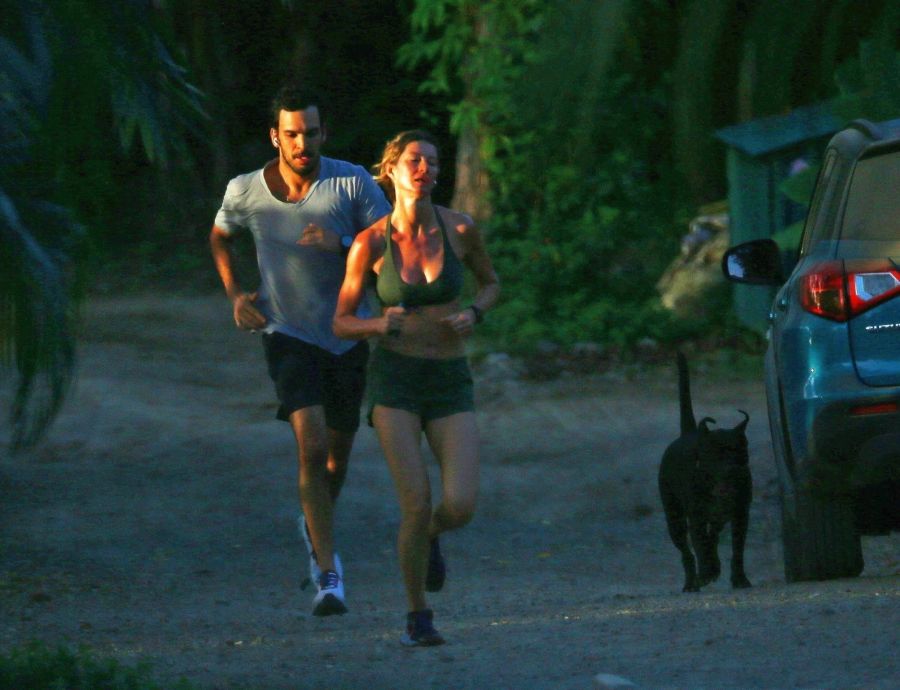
[721, 239, 785, 285]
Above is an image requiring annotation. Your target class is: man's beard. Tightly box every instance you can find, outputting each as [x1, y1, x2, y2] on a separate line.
[283, 148, 318, 176]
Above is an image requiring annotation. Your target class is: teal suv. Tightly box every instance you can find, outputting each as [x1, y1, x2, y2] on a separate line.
[723, 117, 900, 582]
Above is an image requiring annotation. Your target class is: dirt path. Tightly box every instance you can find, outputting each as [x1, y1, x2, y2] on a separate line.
[1, 295, 898, 689]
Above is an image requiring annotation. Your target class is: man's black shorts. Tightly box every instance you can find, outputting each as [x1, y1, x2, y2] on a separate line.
[262, 332, 369, 432]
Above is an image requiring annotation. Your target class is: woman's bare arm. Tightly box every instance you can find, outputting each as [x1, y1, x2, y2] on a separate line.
[333, 224, 405, 339]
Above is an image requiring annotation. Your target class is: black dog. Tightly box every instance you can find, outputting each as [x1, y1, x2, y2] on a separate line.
[658, 352, 752, 592]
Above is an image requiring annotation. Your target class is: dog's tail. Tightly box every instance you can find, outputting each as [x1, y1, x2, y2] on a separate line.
[677, 351, 696, 435]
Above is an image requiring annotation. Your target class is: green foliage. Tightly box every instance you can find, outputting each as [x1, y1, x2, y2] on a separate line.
[0, 0, 204, 449]
[833, 45, 900, 123]
[398, 1, 474, 96]
[779, 164, 818, 206]
[0, 642, 195, 690]
[670, 0, 739, 203]
[774, 15, 900, 255]
[30, 0, 205, 245]
[773, 166, 817, 252]
[403, 1, 693, 350]
[399, 0, 899, 355]
[434, 1, 900, 350]
[771, 220, 804, 253]
[1, 7, 81, 450]
[398, 0, 545, 139]
[0, 191, 80, 450]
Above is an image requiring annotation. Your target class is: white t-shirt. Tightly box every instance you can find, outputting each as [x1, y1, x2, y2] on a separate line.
[215, 156, 390, 354]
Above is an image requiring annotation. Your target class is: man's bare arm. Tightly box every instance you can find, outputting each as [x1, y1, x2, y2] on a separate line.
[209, 225, 266, 330]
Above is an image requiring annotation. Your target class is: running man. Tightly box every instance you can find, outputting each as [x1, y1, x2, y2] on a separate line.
[209, 85, 390, 616]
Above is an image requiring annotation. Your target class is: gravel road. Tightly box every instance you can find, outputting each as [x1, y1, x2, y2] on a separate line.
[1, 295, 897, 689]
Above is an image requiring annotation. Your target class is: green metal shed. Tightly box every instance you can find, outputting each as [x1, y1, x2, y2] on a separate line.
[715, 103, 841, 331]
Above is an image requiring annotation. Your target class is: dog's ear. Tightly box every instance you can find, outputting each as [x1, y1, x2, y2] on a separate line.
[734, 410, 749, 432]
[698, 417, 716, 433]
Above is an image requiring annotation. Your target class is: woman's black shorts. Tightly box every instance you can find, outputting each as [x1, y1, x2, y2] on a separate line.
[366, 346, 474, 426]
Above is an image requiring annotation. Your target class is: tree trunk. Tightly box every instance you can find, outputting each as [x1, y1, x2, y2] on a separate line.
[671, 0, 735, 204]
[451, 5, 491, 224]
[451, 123, 491, 223]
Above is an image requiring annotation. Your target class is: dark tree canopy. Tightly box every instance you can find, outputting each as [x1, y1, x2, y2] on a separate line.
[2, 0, 898, 447]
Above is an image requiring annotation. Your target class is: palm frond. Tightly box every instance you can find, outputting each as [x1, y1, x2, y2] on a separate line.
[1, 0, 204, 450]
[0, 5, 77, 451]
[0, 190, 78, 451]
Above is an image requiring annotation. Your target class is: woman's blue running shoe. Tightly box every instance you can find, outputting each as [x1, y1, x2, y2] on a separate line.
[400, 609, 445, 646]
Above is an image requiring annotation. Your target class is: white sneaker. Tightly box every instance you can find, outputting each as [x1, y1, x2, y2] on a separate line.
[297, 514, 343, 588]
[312, 569, 347, 616]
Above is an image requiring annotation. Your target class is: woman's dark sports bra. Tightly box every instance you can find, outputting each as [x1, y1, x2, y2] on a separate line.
[376, 210, 464, 308]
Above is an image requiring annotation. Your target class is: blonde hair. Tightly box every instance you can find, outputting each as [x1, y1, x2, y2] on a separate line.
[372, 129, 439, 204]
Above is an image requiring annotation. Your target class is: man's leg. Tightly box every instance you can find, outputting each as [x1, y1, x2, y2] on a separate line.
[290, 406, 351, 616]
[290, 406, 341, 574]
[264, 334, 353, 614]
[326, 427, 355, 502]
[298, 338, 364, 583]
[321, 339, 368, 504]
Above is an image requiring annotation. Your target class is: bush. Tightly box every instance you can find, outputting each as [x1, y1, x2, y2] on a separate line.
[0, 642, 195, 690]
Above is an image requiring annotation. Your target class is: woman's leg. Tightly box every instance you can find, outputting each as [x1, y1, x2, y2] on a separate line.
[424, 411, 480, 537]
[372, 405, 431, 612]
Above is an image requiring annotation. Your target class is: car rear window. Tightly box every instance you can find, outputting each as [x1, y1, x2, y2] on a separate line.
[840, 149, 900, 242]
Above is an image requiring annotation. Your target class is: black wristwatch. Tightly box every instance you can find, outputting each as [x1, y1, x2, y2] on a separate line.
[469, 304, 484, 324]
[340, 234, 354, 258]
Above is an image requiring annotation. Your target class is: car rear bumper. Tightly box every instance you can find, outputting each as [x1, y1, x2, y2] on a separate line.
[807, 398, 900, 490]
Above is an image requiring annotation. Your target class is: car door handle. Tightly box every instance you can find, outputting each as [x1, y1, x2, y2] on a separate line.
[776, 297, 788, 311]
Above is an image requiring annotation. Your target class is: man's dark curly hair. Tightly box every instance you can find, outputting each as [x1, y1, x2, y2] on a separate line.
[269, 85, 327, 128]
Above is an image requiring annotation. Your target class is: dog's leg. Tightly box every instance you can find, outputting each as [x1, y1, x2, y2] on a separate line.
[663, 494, 699, 592]
[697, 522, 722, 586]
[687, 500, 719, 587]
[729, 497, 752, 589]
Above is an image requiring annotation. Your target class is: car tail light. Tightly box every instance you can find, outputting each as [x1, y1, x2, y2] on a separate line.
[849, 401, 898, 416]
[800, 261, 848, 321]
[800, 260, 900, 321]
